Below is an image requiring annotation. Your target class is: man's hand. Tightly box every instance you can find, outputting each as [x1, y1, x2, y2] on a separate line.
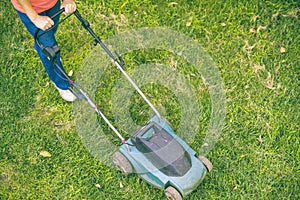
[32, 15, 54, 30]
[61, 0, 76, 15]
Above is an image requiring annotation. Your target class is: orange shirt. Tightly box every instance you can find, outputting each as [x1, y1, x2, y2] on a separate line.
[11, 0, 58, 13]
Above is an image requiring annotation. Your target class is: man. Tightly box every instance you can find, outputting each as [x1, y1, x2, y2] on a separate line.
[11, 0, 77, 101]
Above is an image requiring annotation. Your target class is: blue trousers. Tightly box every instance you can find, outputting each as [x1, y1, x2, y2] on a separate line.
[17, 1, 70, 90]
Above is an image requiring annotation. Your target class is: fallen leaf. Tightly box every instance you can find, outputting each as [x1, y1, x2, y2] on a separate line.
[251, 15, 259, 22]
[186, 21, 192, 27]
[272, 13, 279, 19]
[95, 184, 101, 189]
[233, 185, 238, 190]
[249, 28, 256, 33]
[40, 150, 51, 157]
[120, 182, 123, 188]
[258, 135, 264, 143]
[280, 47, 286, 53]
[257, 25, 268, 32]
[169, 2, 178, 6]
[203, 143, 209, 147]
[221, 22, 226, 27]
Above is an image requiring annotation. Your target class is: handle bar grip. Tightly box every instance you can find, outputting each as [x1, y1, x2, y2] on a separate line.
[50, 8, 65, 20]
[34, 8, 65, 41]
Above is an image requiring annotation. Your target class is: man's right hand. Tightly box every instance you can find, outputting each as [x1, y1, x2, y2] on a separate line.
[32, 15, 54, 30]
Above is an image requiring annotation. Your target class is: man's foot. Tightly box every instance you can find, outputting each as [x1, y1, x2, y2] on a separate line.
[55, 86, 77, 102]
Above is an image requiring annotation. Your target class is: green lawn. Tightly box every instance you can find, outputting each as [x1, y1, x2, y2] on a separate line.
[1, 0, 299, 199]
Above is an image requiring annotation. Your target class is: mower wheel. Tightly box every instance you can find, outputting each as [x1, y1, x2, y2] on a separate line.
[112, 151, 133, 175]
[165, 186, 182, 200]
[198, 155, 213, 172]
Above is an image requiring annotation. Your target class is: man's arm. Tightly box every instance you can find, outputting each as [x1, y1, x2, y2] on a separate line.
[16, 0, 76, 30]
[16, 0, 54, 30]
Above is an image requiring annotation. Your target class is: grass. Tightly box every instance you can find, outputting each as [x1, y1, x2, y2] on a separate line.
[1, 0, 299, 199]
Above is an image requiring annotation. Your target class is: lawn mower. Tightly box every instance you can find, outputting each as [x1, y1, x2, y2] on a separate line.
[34, 8, 213, 200]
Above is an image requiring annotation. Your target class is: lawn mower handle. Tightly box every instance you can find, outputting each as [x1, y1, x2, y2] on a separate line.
[33, 8, 162, 141]
[73, 10, 124, 66]
[51, 7, 66, 19]
[34, 8, 124, 67]
[34, 8, 161, 120]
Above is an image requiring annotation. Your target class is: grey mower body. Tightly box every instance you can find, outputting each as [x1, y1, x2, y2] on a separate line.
[118, 115, 209, 197]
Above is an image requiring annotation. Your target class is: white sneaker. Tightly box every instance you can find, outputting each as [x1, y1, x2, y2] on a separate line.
[55, 85, 77, 102]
